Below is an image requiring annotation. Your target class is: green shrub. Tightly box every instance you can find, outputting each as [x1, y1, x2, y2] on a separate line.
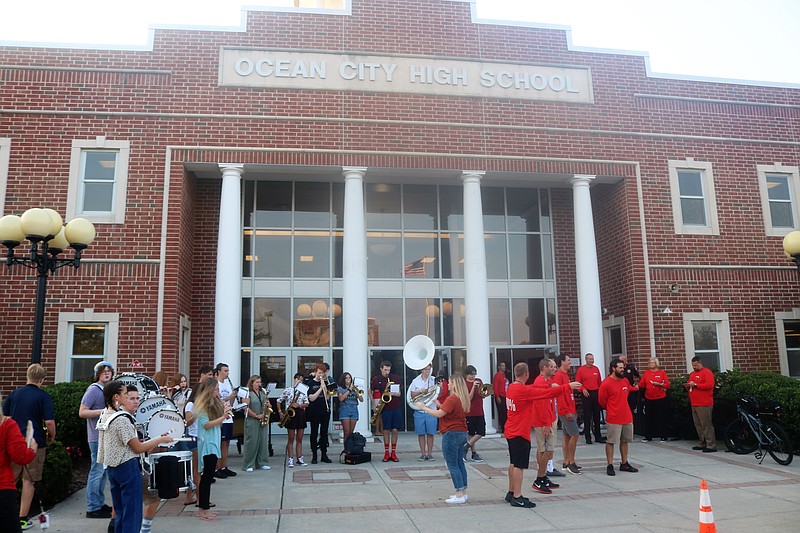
[39, 440, 73, 509]
[668, 369, 800, 451]
[44, 380, 91, 458]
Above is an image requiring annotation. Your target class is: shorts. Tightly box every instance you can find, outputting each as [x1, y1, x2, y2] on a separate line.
[13, 448, 46, 482]
[284, 409, 307, 430]
[606, 423, 633, 444]
[466, 416, 486, 437]
[381, 408, 403, 430]
[338, 403, 359, 420]
[534, 426, 555, 452]
[559, 414, 580, 437]
[221, 423, 233, 441]
[507, 436, 531, 469]
[413, 410, 438, 435]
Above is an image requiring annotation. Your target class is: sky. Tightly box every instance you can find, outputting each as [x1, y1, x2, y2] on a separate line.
[0, 0, 798, 86]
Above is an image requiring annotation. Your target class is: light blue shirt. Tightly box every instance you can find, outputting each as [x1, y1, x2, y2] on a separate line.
[196, 411, 221, 463]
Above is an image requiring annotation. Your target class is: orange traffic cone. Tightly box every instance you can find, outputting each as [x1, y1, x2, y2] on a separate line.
[699, 479, 717, 533]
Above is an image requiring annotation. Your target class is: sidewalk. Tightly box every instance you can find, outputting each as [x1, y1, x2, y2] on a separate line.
[47, 434, 799, 532]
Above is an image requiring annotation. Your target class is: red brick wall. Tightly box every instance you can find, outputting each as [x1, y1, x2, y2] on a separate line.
[1, 0, 798, 388]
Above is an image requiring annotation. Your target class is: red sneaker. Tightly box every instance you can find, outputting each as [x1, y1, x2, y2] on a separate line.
[390, 451, 399, 462]
[383, 451, 390, 462]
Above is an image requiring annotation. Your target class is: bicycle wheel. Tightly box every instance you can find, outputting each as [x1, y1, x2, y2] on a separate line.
[724, 419, 758, 454]
[764, 420, 793, 466]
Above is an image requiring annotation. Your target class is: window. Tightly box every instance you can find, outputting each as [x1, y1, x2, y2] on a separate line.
[56, 310, 119, 382]
[668, 159, 719, 235]
[682, 310, 731, 372]
[603, 315, 626, 358]
[774, 311, 800, 378]
[757, 163, 800, 236]
[66, 137, 130, 224]
[0, 138, 10, 215]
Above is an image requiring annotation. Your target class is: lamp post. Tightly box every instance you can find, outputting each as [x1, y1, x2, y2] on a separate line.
[782, 231, 800, 270]
[0, 208, 96, 364]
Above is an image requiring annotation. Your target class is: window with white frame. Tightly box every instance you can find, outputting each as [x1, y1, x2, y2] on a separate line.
[757, 163, 800, 236]
[56, 310, 119, 382]
[66, 138, 130, 224]
[0, 138, 10, 215]
[603, 315, 626, 358]
[668, 159, 719, 235]
[774, 310, 800, 378]
[682, 310, 731, 372]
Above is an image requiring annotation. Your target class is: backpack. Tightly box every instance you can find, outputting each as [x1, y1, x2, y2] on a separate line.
[344, 432, 366, 454]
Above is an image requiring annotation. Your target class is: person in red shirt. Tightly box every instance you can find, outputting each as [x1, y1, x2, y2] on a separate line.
[370, 361, 403, 462]
[575, 353, 606, 444]
[415, 373, 471, 504]
[505, 362, 580, 508]
[464, 366, 486, 463]
[684, 356, 716, 452]
[0, 393, 37, 533]
[554, 355, 581, 474]
[639, 356, 671, 442]
[598, 358, 639, 476]
[531, 359, 560, 494]
[492, 362, 509, 433]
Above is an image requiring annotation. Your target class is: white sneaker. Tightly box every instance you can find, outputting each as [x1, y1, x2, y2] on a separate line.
[245, 467, 254, 472]
[449, 494, 469, 502]
[445, 495, 467, 504]
[287, 458, 294, 468]
[260, 465, 271, 470]
[297, 457, 308, 466]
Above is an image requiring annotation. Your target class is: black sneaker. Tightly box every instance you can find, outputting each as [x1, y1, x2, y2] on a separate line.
[597, 437, 607, 443]
[619, 462, 639, 473]
[606, 464, 615, 476]
[213, 469, 229, 479]
[531, 478, 552, 494]
[702, 447, 718, 453]
[510, 496, 536, 508]
[222, 467, 237, 477]
[100, 505, 112, 512]
[107, 519, 115, 533]
[543, 476, 560, 489]
[86, 508, 112, 519]
[692, 445, 705, 450]
[505, 491, 513, 502]
[567, 463, 581, 475]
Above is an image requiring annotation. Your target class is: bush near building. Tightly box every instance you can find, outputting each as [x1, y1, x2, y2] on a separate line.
[669, 370, 800, 451]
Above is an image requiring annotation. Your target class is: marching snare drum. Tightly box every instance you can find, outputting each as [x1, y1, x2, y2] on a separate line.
[147, 450, 192, 495]
[117, 373, 160, 398]
[136, 395, 177, 427]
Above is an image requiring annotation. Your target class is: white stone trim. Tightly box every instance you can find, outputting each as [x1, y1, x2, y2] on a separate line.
[774, 309, 800, 377]
[0, 138, 10, 215]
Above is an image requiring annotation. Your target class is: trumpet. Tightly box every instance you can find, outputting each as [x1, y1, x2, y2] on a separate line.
[352, 386, 364, 402]
[260, 392, 273, 428]
[479, 383, 494, 398]
[370, 380, 393, 426]
[279, 390, 301, 429]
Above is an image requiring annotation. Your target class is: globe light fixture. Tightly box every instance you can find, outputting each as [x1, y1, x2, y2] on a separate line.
[0, 209, 96, 364]
[782, 230, 800, 270]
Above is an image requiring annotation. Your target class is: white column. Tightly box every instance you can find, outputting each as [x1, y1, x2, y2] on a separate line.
[342, 167, 371, 437]
[571, 174, 606, 376]
[214, 164, 244, 385]
[461, 171, 495, 434]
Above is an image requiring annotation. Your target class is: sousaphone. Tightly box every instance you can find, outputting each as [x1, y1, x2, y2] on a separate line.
[403, 335, 440, 410]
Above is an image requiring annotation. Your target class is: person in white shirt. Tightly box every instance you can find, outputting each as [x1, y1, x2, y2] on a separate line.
[408, 364, 438, 461]
[213, 363, 237, 479]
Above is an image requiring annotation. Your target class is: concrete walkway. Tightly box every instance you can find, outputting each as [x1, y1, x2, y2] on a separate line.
[46, 434, 799, 532]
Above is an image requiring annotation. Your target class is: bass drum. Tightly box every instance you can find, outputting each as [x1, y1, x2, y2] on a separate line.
[136, 395, 177, 427]
[117, 373, 160, 398]
[146, 409, 185, 442]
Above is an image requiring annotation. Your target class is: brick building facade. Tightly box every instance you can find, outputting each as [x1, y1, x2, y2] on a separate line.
[1, 0, 798, 431]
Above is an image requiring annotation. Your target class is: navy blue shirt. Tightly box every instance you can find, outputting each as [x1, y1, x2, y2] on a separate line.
[2, 384, 54, 447]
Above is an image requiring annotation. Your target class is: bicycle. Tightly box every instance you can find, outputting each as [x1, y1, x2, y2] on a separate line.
[723, 396, 793, 465]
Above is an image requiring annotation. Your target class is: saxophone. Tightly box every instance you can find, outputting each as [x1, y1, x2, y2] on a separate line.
[260, 390, 273, 428]
[279, 389, 301, 429]
[370, 380, 393, 426]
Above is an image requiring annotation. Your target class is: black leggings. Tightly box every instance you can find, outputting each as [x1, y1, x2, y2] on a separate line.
[309, 412, 330, 453]
[198, 454, 216, 510]
[0, 489, 22, 532]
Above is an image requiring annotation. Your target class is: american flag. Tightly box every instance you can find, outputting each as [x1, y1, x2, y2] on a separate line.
[404, 258, 426, 277]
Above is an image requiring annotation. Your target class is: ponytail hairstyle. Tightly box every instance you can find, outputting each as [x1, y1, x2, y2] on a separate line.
[103, 380, 126, 408]
[448, 373, 471, 412]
